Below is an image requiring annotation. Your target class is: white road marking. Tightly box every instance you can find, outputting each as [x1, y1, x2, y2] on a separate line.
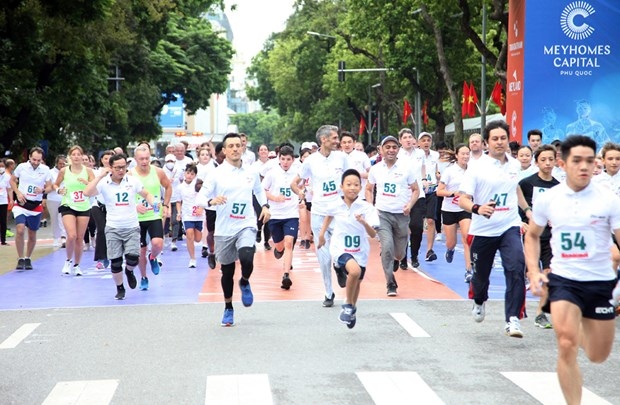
[356, 371, 444, 405]
[41, 380, 119, 405]
[502, 372, 611, 405]
[205, 374, 273, 405]
[390, 313, 430, 337]
[0, 323, 40, 349]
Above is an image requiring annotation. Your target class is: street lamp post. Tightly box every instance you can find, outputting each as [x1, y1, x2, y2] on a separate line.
[414, 67, 421, 136]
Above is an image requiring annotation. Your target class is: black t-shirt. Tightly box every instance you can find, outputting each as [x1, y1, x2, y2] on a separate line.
[519, 173, 560, 239]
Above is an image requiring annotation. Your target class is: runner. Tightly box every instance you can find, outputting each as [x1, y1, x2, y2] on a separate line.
[92, 150, 114, 269]
[53, 146, 95, 276]
[10, 147, 52, 270]
[524, 135, 620, 405]
[262, 145, 299, 290]
[0, 159, 12, 246]
[366, 136, 420, 296]
[318, 169, 379, 328]
[197, 133, 271, 326]
[132, 145, 172, 290]
[176, 163, 203, 268]
[84, 153, 157, 300]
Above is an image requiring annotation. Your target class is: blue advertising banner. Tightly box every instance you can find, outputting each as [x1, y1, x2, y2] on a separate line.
[159, 94, 185, 129]
[521, 1, 620, 148]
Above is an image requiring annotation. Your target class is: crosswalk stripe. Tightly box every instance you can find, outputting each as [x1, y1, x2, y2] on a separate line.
[41, 380, 119, 405]
[205, 374, 273, 405]
[0, 323, 40, 349]
[502, 372, 612, 405]
[390, 313, 430, 337]
[356, 371, 444, 405]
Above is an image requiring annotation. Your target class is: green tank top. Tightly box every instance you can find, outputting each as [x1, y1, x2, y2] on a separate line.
[61, 165, 90, 211]
[133, 166, 161, 221]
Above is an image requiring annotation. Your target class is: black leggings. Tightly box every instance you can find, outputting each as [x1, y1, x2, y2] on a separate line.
[408, 198, 426, 261]
[0, 204, 7, 244]
[90, 205, 108, 261]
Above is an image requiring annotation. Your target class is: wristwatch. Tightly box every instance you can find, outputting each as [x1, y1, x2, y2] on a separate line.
[262, 203, 270, 209]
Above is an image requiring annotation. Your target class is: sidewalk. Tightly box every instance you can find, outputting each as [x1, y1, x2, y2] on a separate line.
[1, 216, 55, 275]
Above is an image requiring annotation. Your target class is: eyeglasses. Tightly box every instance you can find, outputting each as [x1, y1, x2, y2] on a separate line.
[112, 166, 127, 170]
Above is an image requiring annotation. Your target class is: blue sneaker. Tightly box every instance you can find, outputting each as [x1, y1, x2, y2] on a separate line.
[149, 256, 160, 275]
[464, 269, 473, 283]
[221, 308, 234, 326]
[239, 280, 253, 307]
[339, 304, 357, 328]
[103, 259, 110, 268]
[140, 277, 149, 291]
[445, 248, 455, 263]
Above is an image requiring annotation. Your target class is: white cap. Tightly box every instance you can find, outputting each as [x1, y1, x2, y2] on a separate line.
[165, 154, 175, 162]
[301, 142, 311, 150]
[418, 132, 432, 141]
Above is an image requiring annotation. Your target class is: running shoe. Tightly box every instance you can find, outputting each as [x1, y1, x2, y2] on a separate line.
[281, 273, 292, 290]
[103, 259, 110, 268]
[472, 302, 485, 323]
[445, 248, 455, 263]
[304, 240, 311, 249]
[435, 233, 443, 242]
[221, 308, 234, 326]
[534, 313, 552, 329]
[334, 265, 347, 288]
[464, 269, 473, 283]
[411, 258, 420, 269]
[188, 259, 197, 268]
[6, 229, 15, 237]
[339, 304, 357, 328]
[264, 242, 271, 251]
[201, 246, 209, 258]
[140, 277, 149, 291]
[61, 260, 72, 275]
[505, 316, 524, 338]
[274, 248, 284, 260]
[170, 242, 178, 252]
[393, 260, 400, 272]
[149, 256, 161, 275]
[387, 283, 398, 297]
[125, 269, 137, 289]
[425, 249, 437, 262]
[41, 219, 47, 227]
[322, 292, 335, 307]
[96, 261, 105, 270]
[255, 233, 261, 243]
[73, 264, 82, 276]
[16, 258, 25, 270]
[61, 237, 66, 248]
[24, 258, 33, 270]
[399, 258, 408, 270]
[239, 279, 253, 307]
[115, 285, 125, 300]
[208, 254, 216, 270]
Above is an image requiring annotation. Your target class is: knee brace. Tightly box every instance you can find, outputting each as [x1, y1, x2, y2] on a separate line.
[125, 254, 139, 268]
[238, 246, 255, 269]
[110, 257, 123, 274]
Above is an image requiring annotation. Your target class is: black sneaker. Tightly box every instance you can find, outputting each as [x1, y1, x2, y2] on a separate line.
[24, 258, 33, 270]
[322, 292, 335, 307]
[304, 240, 311, 249]
[208, 254, 216, 270]
[274, 248, 284, 260]
[387, 283, 398, 296]
[125, 269, 137, 289]
[256, 233, 262, 243]
[16, 258, 25, 270]
[334, 265, 347, 288]
[264, 242, 271, 251]
[399, 258, 408, 270]
[425, 249, 437, 262]
[115, 285, 126, 300]
[281, 273, 292, 290]
[393, 260, 400, 272]
[411, 258, 420, 268]
[201, 246, 209, 258]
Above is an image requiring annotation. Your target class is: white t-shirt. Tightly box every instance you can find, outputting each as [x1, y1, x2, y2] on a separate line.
[262, 165, 300, 220]
[460, 154, 522, 237]
[592, 171, 620, 196]
[252, 158, 271, 177]
[368, 160, 417, 214]
[416, 149, 440, 192]
[178, 180, 202, 221]
[532, 181, 620, 281]
[0, 173, 10, 205]
[552, 166, 566, 182]
[325, 197, 380, 267]
[298, 151, 349, 216]
[196, 161, 216, 181]
[242, 149, 256, 166]
[518, 165, 538, 181]
[344, 150, 371, 197]
[197, 161, 267, 236]
[440, 164, 467, 212]
[13, 162, 50, 202]
[396, 148, 425, 198]
[46, 167, 63, 203]
[96, 175, 144, 228]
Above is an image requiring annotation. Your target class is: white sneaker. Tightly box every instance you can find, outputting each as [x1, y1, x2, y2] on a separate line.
[505, 316, 524, 338]
[61, 260, 72, 275]
[74, 265, 82, 276]
[171, 242, 178, 252]
[188, 259, 197, 268]
[53, 238, 61, 247]
[472, 302, 485, 323]
[435, 233, 443, 242]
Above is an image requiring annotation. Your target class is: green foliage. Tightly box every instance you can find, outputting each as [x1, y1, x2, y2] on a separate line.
[230, 111, 284, 149]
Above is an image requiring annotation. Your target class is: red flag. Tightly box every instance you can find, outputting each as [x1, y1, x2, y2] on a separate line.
[422, 100, 428, 125]
[358, 117, 366, 136]
[403, 99, 412, 124]
[468, 82, 479, 117]
[491, 81, 506, 115]
[461, 81, 470, 118]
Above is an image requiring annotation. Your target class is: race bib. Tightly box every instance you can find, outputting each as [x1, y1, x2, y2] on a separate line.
[72, 190, 85, 203]
[555, 229, 595, 259]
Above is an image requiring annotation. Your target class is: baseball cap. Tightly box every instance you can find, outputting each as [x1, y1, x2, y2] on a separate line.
[165, 154, 175, 162]
[268, 151, 277, 158]
[418, 132, 432, 141]
[301, 142, 311, 150]
[309, 142, 318, 149]
[381, 135, 400, 147]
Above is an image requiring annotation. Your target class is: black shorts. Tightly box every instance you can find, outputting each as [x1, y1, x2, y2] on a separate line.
[545, 273, 617, 320]
[140, 219, 164, 247]
[540, 238, 552, 269]
[335, 253, 366, 280]
[441, 210, 471, 226]
[58, 205, 91, 217]
[206, 209, 217, 233]
[424, 192, 437, 220]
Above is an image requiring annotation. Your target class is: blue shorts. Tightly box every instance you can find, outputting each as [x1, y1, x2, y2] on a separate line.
[545, 273, 617, 320]
[335, 253, 366, 280]
[184, 220, 203, 231]
[15, 214, 42, 231]
[268, 218, 299, 243]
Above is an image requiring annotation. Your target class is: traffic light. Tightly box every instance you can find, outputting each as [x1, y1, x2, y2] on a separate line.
[338, 61, 345, 82]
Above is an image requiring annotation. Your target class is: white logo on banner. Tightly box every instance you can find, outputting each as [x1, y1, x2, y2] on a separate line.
[560, 1, 596, 40]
